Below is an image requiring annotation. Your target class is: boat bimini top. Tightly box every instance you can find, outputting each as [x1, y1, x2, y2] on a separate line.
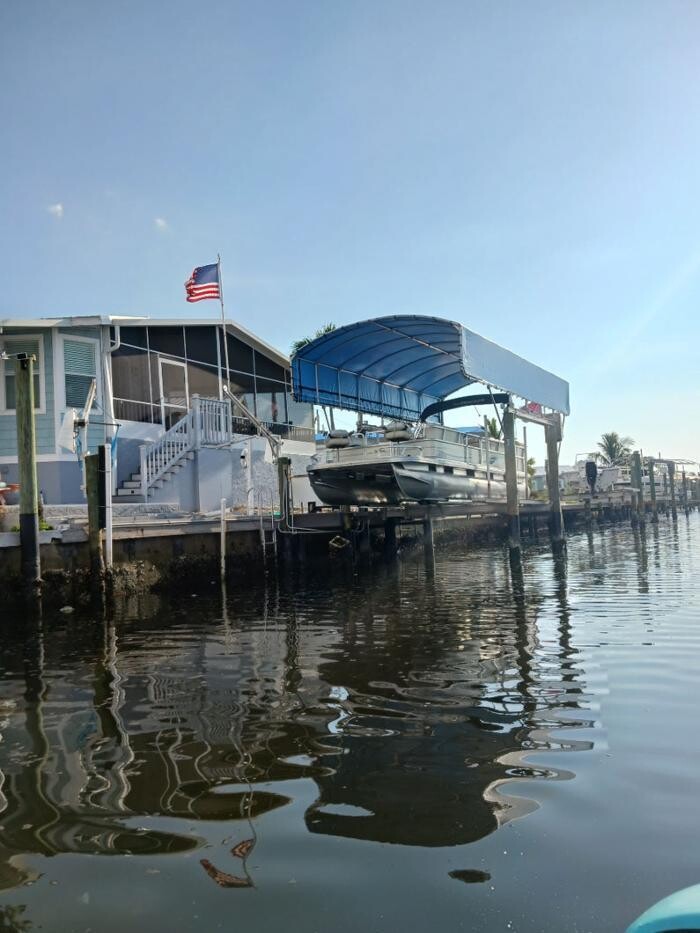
[291, 315, 570, 423]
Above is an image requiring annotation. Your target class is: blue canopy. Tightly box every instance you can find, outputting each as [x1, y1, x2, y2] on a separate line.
[291, 315, 569, 421]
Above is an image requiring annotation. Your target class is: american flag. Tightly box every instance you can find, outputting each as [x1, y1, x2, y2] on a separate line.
[185, 263, 221, 302]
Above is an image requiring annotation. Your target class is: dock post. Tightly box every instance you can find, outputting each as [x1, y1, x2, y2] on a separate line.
[384, 516, 398, 560]
[647, 457, 658, 523]
[662, 469, 668, 514]
[277, 456, 292, 525]
[632, 451, 645, 527]
[422, 516, 435, 558]
[668, 462, 678, 521]
[220, 498, 227, 582]
[544, 414, 564, 546]
[682, 469, 689, 515]
[503, 409, 520, 551]
[15, 353, 41, 595]
[86, 453, 105, 580]
[483, 416, 492, 497]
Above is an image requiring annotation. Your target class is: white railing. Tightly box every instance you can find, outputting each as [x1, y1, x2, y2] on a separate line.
[139, 396, 233, 498]
[319, 436, 525, 475]
[198, 396, 232, 446]
[140, 408, 195, 497]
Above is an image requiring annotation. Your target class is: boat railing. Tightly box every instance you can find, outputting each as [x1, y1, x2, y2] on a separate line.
[319, 438, 526, 474]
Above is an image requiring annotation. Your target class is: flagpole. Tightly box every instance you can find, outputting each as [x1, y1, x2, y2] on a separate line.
[217, 253, 231, 395]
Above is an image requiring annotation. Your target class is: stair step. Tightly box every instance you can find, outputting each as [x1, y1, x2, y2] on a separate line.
[117, 488, 142, 497]
[122, 480, 141, 489]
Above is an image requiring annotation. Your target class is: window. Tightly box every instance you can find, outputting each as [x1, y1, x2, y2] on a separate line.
[64, 339, 97, 409]
[2, 336, 43, 411]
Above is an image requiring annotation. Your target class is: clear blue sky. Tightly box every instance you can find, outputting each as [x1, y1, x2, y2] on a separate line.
[2, 0, 699, 463]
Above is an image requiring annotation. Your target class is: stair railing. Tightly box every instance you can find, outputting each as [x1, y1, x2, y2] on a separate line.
[138, 396, 234, 500]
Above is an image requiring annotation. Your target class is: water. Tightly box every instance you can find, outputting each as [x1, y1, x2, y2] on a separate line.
[1, 515, 699, 933]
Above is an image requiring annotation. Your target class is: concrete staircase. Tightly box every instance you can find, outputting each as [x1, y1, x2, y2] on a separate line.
[114, 451, 195, 502]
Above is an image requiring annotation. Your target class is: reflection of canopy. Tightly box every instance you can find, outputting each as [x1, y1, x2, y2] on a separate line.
[291, 315, 570, 422]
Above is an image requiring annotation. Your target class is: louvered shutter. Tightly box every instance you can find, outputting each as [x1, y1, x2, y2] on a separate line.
[64, 340, 96, 408]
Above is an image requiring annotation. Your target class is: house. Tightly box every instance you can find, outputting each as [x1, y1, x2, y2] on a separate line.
[0, 316, 316, 509]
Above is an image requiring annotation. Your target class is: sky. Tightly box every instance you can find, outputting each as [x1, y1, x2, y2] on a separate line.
[2, 0, 700, 464]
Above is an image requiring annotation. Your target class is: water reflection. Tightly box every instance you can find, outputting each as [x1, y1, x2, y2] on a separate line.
[0, 545, 598, 890]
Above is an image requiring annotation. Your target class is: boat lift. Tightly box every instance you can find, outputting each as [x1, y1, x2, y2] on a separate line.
[291, 315, 570, 551]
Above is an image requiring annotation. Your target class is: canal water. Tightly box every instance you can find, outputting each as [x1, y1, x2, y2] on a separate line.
[1, 515, 699, 933]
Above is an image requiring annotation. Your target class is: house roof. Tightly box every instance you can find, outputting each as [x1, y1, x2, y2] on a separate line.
[0, 315, 290, 368]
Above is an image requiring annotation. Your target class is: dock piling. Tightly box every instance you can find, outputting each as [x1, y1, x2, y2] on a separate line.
[545, 414, 564, 545]
[15, 353, 41, 593]
[384, 516, 398, 560]
[632, 452, 645, 527]
[85, 453, 105, 579]
[668, 462, 678, 521]
[503, 409, 521, 552]
[648, 457, 658, 523]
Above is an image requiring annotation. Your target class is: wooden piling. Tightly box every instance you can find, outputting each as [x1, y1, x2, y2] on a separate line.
[681, 469, 689, 515]
[384, 516, 398, 559]
[632, 451, 645, 526]
[277, 456, 292, 524]
[15, 353, 41, 591]
[668, 462, 678, 521]
[85, 453, 104, 578]
[422, 517, 435, 558]
[502, 409, 520, 551]
[544, 414, 564, 544]
[647, 457, 658, 523]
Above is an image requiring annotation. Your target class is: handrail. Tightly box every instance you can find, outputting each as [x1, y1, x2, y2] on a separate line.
[140, 407, 195, 498]
[136, 395, 303, 499]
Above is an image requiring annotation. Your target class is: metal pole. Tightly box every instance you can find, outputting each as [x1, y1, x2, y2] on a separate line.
[484, 415, 491, 498]
[220, 497, 227, 582]
[218, 254, 231, 392]
[15, 353, 41, 589]
[522, 425, 529, 500]
[503, 408, 520, 551]
[101, 443, 113, 569]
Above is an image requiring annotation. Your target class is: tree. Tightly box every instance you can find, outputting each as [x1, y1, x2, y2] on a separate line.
[291, 322, 337, 356]
[290, 323, 337, 430]
[597, 432, 634, 465]
[527, 456, 536, 494]
[485, 416, 501, 440]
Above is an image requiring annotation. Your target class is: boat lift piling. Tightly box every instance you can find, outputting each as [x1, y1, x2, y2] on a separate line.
[503, 409, 521, 552]
[544, 414, 564, 546]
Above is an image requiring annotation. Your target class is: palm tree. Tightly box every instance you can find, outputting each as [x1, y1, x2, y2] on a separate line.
[527, 456, 536, 494]
[290, 323, 337, 430]
[597, 432, 634, 465]
[485, 416, 500, 440]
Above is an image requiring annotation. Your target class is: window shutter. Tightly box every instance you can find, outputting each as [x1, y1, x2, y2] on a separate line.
[64, 340, 97, 408]
[64, 340, 96, 376]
